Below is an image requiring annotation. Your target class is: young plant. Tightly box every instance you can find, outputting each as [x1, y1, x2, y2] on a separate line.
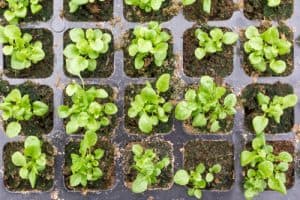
[63, 28, 112, 80]
[243, 26, 292, 74]
[175, 76, 237, 133]
[194, 28, 238, 60]
[174, 163, 222, 199]
[57, 83, 118, 134]
[252, 92, 298, 134]
[11, 136, 47, 188]
[268, 0, 281, 7]
[0, 88, 49, 138]
[4, 0, 43, 24]
[241, 134, 293, 199]
[131, 144, 170, 193]
[128, 21, 171, 69]
[125, 0, 165, 12]
[69, 131, 104, 187]
[127, 73, 173, 134]
[0, 25, 45, 70]
[69, 0, 104, 13]
[182, 0, 212, 14]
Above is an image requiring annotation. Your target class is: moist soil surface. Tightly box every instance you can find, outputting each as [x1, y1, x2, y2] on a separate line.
[63, 0, 113, 21]
[64, 138, 115, 191]
[3, 141, 55, 192]
[244, 0, 294, 20]
[0, 80, 53, 136]
[123, 140, 173, 189]
[241, 24, 294, 77]
[123, 29, 175, 78]
[63, 29, 114, 78]
[183, 26, 234, 78]
[183, 0, 234, 21]
[63, 84, 117, 136]
[3, 29, 54, 78]
[184, 140, 234, 190]
[242, 83, 294, 134]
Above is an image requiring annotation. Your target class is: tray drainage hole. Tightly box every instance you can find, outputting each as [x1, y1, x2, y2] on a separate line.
[51, 18, 66, 33]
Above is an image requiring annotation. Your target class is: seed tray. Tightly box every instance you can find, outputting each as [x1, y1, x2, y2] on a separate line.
[0, 0, 300, 199]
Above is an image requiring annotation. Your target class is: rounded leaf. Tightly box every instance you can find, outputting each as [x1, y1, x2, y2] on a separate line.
[6, 121, 21, 138]
[174, 170, 190, 186]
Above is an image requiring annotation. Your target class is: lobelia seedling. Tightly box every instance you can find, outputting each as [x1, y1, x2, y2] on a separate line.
[252, 92, 298, 134]
[128, 21, 171, 69]
[11, 136, 47, 188]
[175, 76, 237, 133]
[0, 25, 45, 70]
[58, 83, 118, 134]
[268, 0, 281, 7]
[0, 88, 49, 138]
[194, 27, 238, 60]
[243, 26, 292, 74]
[127, 73, 173, 134]
[174, 163, 222, 199]
[182, 0, 212, 14]
[63, 28, 112, 81]
[4, 0, 43, 24]
[125, 0, 165, 12]
[69, 0, 104, 13]
[131, 144, 170, 193]
[69, 131, 104, 187]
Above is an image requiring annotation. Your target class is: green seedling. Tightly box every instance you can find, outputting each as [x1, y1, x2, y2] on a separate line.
[128, 21, 171, 69]
[69, 0, 104, 13]
[11, 136, 47, 188]
[268, 0, 281, 7]
[131, 144, 170, 193]
[174, 163, 222, 199]
[125, 0, 165, 12]
[175, 76, 237, 133]
[128, 73, 173, 134]
[182, 0, 212, 14]
[0, 88, 49, 138]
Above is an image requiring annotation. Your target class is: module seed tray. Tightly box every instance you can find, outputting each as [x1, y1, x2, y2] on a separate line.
[0, 0, 300, 199]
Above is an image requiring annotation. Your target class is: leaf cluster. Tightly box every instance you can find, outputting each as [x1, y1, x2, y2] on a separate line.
[174, 163, 222, 199]
[128, 74, 173, 134]
[131, 144, 170, 193]
[243, 26, 292, 74]
[128, 21, 171, 69]
[268, 0, 281, 7]
[69, 0, 104, 13]
[175, 76, 237, 133]
[182, 0, 212, 14]
[125, 0, 165, 12]
[58, 83, 118, 134]
[11, 136, 46, 188]
[0, 88, 49, 138]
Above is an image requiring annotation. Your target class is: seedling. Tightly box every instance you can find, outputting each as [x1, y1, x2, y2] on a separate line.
[4, 0, 42, 24]
[69, 0, 104, 13]
[11, 136, 47, 188]
[64, 28, 112, 81]
[241, 134, 293, 200]
[268, 0, 281, 7]
[194, 28, 238, 60]
[128, 21, 171, 69]
[243, 26, 292, 74]
[127, 73, 173, 134]
[175, 76, 237, 133]
[125, 0, 165, 12]
[174, 163, 222, 199]
[252, 92, 297, 134]
[182, 0, 212, 14]
[58, 83, 118, 134]
[0, 25, 45, 70]
[131, 144, 170, 193]
[0, 88, 49, 138]
[69, 131, 104, 187]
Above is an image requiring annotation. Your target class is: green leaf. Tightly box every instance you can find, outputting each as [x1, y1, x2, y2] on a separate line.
[182, 0, 196, 5]
[132, 175, 148, 193]
[6, 121, 21, 138]
[268, 177, 286, 194]
[252, 116, 268, 134]
[195, 48, 206, 60]
[258, 160, 274, 178]
[205, 173, 214, 183]
[241, 150, 256, 166]
[69, 28, 85, 43]
[138, 113, 153, 133]
[268, 0, 281, 7]
[277, 152, 293, 163]
[33, 101, 48, 116]
[70, 173, 82, 187]
[28, 170, 37, 188]
[19, 167, 29, 179]
[174, 170, 190, 185]
[224, 93, 237, 108]
[210, 164, 222, 173]
[222, 32, 239, 45]
[269, 60, 286, 74]
[104, 103, 118, 115]
[245, 26, 259, 39]
[156, 73, 170, 93]
[175, 101, 192, 120]
[12, 151, 26, 166]
[210, 120, 220, 132]
[192, 113, 207, 127]
[132, 144, 143, 156]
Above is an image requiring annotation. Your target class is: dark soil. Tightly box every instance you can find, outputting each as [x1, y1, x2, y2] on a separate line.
[63, 0, 113, 21]
[63, 84, 117, 136]
[63, 29, 114, 78]
[242, 83, 294, 134]
[244, 0, 294, 20]
[184, 140, 234, 190]
[183, 26, 234, 78]
[0, 80, 53, 136]
[0, 0, 53, 24]
[123, 140, 173, 189]
[123, 0, 179, 22]
[3, 141, 55, 192]
[123, 29, 175, 78]
[183, 0, 234, 21]
[64, 138, 115, 191]
[241, 24, 294, 77]
[3, 29, 54, 78]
